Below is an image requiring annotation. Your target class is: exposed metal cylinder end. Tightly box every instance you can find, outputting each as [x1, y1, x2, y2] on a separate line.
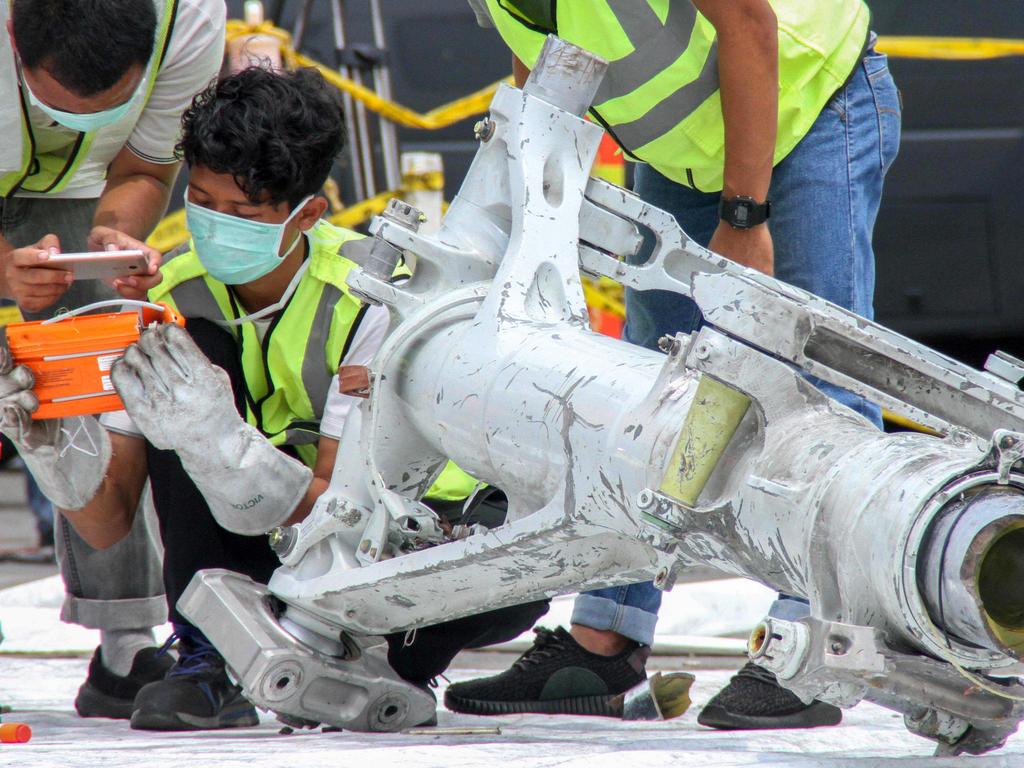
[523, 35, 609, 117]
[918, 485, 1024, 658]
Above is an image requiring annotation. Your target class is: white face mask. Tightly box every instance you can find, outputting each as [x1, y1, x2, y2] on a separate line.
[214, 257, 312, 327]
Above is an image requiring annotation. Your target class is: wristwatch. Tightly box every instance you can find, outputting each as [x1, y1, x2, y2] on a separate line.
[719, 195, 771, 230]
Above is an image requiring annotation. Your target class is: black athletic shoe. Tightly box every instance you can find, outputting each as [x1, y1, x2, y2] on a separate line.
[74, 646, 176, 719]
[444, 626, 648, 717]
[697, 661, 842, 730]
[130, 634, 260, 731]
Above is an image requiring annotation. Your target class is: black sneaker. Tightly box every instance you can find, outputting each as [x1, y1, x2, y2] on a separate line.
[130, 634, 260, 731]
[697, 661, 843, 730]
[444, 626, 648, 717]
[75, 646, 175, 719]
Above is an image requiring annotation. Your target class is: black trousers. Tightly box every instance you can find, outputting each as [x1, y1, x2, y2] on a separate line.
[145, 318, 548, 683]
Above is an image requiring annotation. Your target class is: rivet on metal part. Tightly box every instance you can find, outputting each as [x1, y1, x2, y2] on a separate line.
[637, 489, 655, 509]
[694, 343, 711, 361]
[473, 117, 495, 142]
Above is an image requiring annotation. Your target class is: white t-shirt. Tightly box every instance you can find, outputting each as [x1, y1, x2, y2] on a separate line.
[101, 303, 391, 441]
[18, 0, 225, 199]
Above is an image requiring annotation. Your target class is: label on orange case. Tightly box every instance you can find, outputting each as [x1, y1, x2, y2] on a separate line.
[97, 353, 122, 372]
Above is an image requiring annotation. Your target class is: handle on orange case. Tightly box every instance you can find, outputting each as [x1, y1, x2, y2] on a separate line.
[159, 303, 186, 328]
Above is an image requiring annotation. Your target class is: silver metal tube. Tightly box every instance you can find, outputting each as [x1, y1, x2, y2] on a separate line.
[331, 0, 372, 199]
[918, 485, 1024, 658]
[368, 0, 401, 190]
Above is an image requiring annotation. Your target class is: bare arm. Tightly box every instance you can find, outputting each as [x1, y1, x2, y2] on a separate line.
[93, 147, 180, 241]
[513, 55, 529, 88]
[60, 432, 149, 549]
[0, 149, 177, 308]
[89, 147, 180, 296]
[284, 436, 339, 525]
[693, 0, 778, 273]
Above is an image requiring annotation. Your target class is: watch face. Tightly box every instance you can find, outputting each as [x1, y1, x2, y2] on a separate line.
[721, 196, 768, 229]
[734, 203, 751, 226]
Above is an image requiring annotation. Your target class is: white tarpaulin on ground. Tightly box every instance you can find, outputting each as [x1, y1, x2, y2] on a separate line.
[2, 576, 1022, 766]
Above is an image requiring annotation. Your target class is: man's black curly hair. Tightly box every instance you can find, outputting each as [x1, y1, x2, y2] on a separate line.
[13, 0, 157, 97]
[177, 67, 347, 209]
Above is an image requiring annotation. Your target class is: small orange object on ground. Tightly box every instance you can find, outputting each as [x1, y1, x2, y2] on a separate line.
[4, 302, 185, 420]
[0, 723, 32, 743]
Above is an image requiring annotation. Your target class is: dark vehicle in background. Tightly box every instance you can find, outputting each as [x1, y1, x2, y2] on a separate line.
[230, 0, 1024, 365]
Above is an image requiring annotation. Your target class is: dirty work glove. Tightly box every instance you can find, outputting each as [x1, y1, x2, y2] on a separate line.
[0, 345, 110, 509]
[111, 323, 313, 535]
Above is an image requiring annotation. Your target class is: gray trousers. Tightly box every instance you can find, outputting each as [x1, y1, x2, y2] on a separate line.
[1, 195, 166, 630]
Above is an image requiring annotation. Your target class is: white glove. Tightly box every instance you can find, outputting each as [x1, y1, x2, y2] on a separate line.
[111, 323, 313, 535]
[0, 344, 110, 510]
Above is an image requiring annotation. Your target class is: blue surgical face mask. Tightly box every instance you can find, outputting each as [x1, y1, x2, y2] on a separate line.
[184, 194, 314, 285]
[20, 65, 146, 133]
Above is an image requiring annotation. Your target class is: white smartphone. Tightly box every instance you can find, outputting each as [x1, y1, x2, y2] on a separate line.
[44, 249, 151, 281]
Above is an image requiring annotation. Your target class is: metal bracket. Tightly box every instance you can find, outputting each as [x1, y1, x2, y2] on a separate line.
[990, 430, 1024, 484]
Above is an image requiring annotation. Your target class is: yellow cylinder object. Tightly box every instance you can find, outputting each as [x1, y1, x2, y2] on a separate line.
[659, 375, 751, 506]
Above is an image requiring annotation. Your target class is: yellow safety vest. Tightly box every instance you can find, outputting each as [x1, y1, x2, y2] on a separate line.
[0, 0, 177, 196]
[485, 0, 869, 191]
[150, 219, 477, 500]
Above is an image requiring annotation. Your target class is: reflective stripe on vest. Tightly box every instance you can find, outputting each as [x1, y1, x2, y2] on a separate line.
[0, 0, 178, 197]
[486, 0, 869, 191]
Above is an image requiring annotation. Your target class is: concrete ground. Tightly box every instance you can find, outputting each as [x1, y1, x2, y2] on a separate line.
[0, 467, 58, 590]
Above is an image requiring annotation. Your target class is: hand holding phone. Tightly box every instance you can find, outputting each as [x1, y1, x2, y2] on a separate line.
[44, 250, 150, 281]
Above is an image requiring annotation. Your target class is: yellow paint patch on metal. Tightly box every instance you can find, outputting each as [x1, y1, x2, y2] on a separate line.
[882, 408, 941, 436]
[660, 375, 751, 506]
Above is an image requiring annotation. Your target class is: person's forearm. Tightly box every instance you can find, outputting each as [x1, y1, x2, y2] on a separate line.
[712, 1, 778, 199]
[93, 170, 176, 241]
[0, 232, 16, 297]
[513, 55, 530, 88]
[284, 476, 330, 526]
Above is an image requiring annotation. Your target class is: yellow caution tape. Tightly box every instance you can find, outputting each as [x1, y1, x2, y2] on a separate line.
[147, 207, 189, 254]
[877, 36, 1024, 60]
[581, 276, 625, 317]
[327, 189, 398, 230]
[147, 172, 447, 254]
[226, 20, 509, 130]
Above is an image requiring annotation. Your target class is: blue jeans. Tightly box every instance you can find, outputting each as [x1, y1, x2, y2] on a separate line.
[572, 45, 901, 644]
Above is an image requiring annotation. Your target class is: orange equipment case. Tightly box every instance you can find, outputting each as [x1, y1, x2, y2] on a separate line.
[3, 303, 185, 420]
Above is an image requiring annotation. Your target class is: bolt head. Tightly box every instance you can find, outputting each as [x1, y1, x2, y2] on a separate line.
[657, 335, 673, 353]
[473, 117, 495, 142]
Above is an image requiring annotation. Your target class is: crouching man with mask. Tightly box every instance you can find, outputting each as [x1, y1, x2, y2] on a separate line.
[0, 66, 547, 731]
